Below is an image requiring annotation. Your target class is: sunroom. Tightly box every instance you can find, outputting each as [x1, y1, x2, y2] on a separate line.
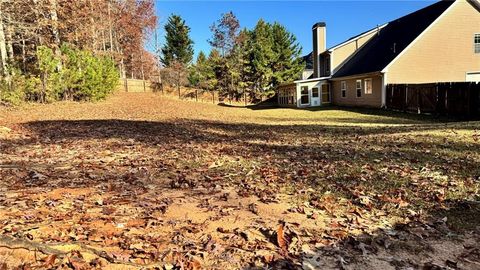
[294, 77, 331, 108]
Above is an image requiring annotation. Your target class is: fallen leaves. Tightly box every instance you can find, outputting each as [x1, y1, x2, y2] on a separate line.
[276, 222, 288, 253]
[0, 93, 479, 269]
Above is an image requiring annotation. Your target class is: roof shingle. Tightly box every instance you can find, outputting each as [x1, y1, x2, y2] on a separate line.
[332, 0, 455, 78]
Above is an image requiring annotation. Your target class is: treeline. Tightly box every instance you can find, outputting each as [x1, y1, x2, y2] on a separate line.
[160, 12, 303, 102]
[0, 0, 156, 104]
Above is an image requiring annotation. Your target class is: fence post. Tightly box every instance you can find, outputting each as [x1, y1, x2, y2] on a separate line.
[124, 78, 128, 92]
[405, 84, 408, 112]
[417, 85, 421, 114]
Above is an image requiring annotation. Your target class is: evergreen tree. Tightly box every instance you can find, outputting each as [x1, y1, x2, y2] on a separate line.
[231, 29, 253, 103]
[271, 23, 304, 87]
[160, 14, 194, 67]
[193, 51, 207, 88]
[248, 19, 275, 98]
[204, 49, 222, 102]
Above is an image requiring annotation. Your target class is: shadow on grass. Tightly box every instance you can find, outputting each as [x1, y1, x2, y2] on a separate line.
[1, 118, 480, 268]
[254, 198, 480, 269]
[5, 118, 480, 184]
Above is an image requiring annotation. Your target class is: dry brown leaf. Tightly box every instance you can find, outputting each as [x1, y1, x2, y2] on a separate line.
[43, 254, 57, 267]
[277, 223, 288, 253]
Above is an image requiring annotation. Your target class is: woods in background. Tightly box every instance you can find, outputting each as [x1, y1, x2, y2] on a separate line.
[160, 12, 304, 103]
[0, 0, 156, 104]
[0, 2, 302, 105]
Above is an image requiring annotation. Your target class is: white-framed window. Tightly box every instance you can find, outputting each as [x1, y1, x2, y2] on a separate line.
[300, 86, 309, 105]
[341, 81, 347, 98]
[475, 34, 480, 54]
[364, 78, 373, 94]
[312, 87, 319, 98]
[356, 80, 362, 98]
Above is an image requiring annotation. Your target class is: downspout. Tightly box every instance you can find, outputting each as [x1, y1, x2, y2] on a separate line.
[381, 71, 388, 108]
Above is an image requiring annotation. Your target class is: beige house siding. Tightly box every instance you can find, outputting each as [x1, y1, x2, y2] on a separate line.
[331, 74, 383, 108]
[387, 0, 480, 83]
[331, 31, 379, 73]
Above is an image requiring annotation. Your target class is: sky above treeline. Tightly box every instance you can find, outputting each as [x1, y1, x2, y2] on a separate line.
[152, 0, 436, 59]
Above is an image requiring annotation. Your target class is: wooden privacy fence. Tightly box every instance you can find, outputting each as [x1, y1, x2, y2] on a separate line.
[386, 82, 480, 118]
[117, 79, 155, 92]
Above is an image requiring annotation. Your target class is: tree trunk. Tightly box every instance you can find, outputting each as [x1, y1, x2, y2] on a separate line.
[140, 50, 145, 92]
[89, 0, 96, 50]
[177, 68, 181, 99]
[21, 37, 26, 73]
[108, 1, 114, 53]
[5, 13, 13, 75]
[244, 89, 247, 106]
[49, 0, 62, 70]
[0, 1, 9, 80]
[40, 73, 47, 103]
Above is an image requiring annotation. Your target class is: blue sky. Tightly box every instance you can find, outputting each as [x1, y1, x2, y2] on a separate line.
[151, 1, 436, 59]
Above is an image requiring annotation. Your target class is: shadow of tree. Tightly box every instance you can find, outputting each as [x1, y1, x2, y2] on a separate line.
[1, 118, 480, 268]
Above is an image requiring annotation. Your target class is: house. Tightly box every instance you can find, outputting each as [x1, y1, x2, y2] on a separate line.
[278, 0, 480, 108]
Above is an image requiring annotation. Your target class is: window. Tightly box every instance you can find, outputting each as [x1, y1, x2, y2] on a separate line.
[323, 54, 331, 77]
[312, 87, 319, 98]
[321, 84, 331, 103]
[356, 80, 362, 98]
[475, 34, 480, 54]
[364, 78, 373, 94]
[300, 86, 309, 105]
[341, 81, 347, 98]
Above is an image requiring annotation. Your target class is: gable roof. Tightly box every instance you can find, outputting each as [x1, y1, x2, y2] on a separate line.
[332, 0, 455, 78]
[301, 52, 313, 70]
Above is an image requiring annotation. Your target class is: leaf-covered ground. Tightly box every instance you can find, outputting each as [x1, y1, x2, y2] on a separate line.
[0, 92, 479, 269]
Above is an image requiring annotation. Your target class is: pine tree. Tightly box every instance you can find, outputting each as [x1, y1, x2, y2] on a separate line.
[160, 14, 194, 67]
[230, 28, 252, 103]
[271, 22, 304, 88]
[248, 19, 274, 98]
[193, 51, 207, 89]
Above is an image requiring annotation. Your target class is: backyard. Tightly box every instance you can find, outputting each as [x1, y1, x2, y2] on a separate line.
[0, 92, 479, 269]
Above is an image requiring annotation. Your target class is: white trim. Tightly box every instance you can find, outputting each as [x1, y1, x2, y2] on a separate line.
[340, 81, 347, 98]
[474, 33, 480, 54]
[466, 71, 480, 82]
[381, 72, 387, 108]
[364, 78, 373, 94]
[330, 72, 381, 81]
[381, 0, 458, 73]
[300, 86, 310, 105]
[323, 27, 327, 54]
[328, 23, 388, 52]
[294, 76, 330, 83]
[356, 79, 362, 98]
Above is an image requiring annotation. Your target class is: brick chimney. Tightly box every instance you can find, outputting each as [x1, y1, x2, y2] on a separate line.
[312, 22, 326, 78]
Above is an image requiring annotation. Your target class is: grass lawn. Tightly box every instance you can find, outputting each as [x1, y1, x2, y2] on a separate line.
[0, 92, 479, 269]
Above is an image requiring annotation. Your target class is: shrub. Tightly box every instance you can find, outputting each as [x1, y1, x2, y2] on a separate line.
[0, 73, 40, 106]
[0, 44, 120, 106]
